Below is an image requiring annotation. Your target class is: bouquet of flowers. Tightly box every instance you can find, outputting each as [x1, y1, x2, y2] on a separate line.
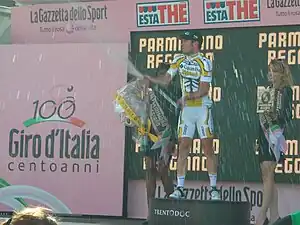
[113, 79, 173, 151]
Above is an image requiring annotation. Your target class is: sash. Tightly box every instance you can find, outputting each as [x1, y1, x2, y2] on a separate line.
[148, 90, 169, 135]
[257, 86, 287, 162]
[259, 115, 287, 162]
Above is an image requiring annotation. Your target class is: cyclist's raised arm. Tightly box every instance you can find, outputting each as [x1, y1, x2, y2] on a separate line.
[145, 54, 185, 86]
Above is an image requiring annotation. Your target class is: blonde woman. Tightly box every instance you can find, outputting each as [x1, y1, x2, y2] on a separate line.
[2, 207, 58, 225]
[143, 62, 175, 225]
[256, 59, 293, 225]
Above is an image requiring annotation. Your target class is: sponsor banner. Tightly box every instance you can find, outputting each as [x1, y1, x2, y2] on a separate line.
[136, 1, 190, 27]
[0, 43, 127, 216]
[127, 180, 300, 224]
[15, 0, 111, 3]
[11, 0, 300, 44]
[203, 0, 261, 24]
[266, 0, 300, 20]
[128, 26, 300, 183]
[11, 1, 131, 43]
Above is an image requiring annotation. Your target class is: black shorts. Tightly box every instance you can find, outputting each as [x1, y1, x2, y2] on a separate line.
[144, 142, 173, 165]
[144, 150, 172, 169]
[144, 127, 176, 156]
[144, 135, 175, 170]
[144, 148, 163, 161]
[273, 216, 292, 225]
[257, 127, 284, 163]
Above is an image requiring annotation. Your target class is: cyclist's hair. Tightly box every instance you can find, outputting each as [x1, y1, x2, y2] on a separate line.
[2, 207, 58, 225]
[269, 58, 293, 89]
[156, 62, 170, 76]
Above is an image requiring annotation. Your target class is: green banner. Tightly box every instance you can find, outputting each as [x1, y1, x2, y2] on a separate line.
[127, 25, 300, 183]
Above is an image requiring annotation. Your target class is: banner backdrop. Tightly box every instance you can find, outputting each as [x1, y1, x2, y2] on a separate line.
[128, 25, 300, 184]
[127, 180, 300, 224]
[0, 43, 127, 216]
[11, 0, 300, 44]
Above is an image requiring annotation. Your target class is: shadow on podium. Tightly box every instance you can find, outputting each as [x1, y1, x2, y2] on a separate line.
[150, 199, 251, 225]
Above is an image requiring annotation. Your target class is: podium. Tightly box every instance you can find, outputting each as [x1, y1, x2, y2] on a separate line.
[149, 199, 250, 225]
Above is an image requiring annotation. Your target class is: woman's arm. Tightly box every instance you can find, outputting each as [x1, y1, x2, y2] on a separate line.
[278, 87, 293, 126]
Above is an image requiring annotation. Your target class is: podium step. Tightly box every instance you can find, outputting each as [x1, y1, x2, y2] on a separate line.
[150, 199, 250, 225]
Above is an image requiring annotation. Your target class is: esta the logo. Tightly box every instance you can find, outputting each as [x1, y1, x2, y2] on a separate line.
[204, 0, 260, 24]
[136, 1, 190, 27]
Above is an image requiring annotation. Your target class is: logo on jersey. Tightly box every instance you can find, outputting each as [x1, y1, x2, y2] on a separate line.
[136, 1, 190, 27]
[203, 0, 260, 24]
[180, 63, 201, 74]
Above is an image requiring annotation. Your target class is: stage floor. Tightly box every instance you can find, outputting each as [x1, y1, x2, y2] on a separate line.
[0, 218, 143, 225]
[61, 219, 142, 225]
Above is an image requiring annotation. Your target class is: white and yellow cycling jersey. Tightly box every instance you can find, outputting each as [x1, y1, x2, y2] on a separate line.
[167, 53, 213, 107]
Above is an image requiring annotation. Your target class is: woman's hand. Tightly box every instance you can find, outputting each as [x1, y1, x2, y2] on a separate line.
[141, 75, 150, 87]
[176, 98, 183, 106]
[263, 108, 272, 114]
[176, 96, 188, 108]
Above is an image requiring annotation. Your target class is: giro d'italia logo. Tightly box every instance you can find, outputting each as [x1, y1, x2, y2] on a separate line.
[8, 84, 100, 174]
[23, 85, 85, 128]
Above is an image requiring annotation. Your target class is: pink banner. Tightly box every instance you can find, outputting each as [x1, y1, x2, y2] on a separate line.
[0, 43, 127, 216]
[11, 0, 300, 44]
[128, 180, 300, 224]
[11, 1, 131, 43]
